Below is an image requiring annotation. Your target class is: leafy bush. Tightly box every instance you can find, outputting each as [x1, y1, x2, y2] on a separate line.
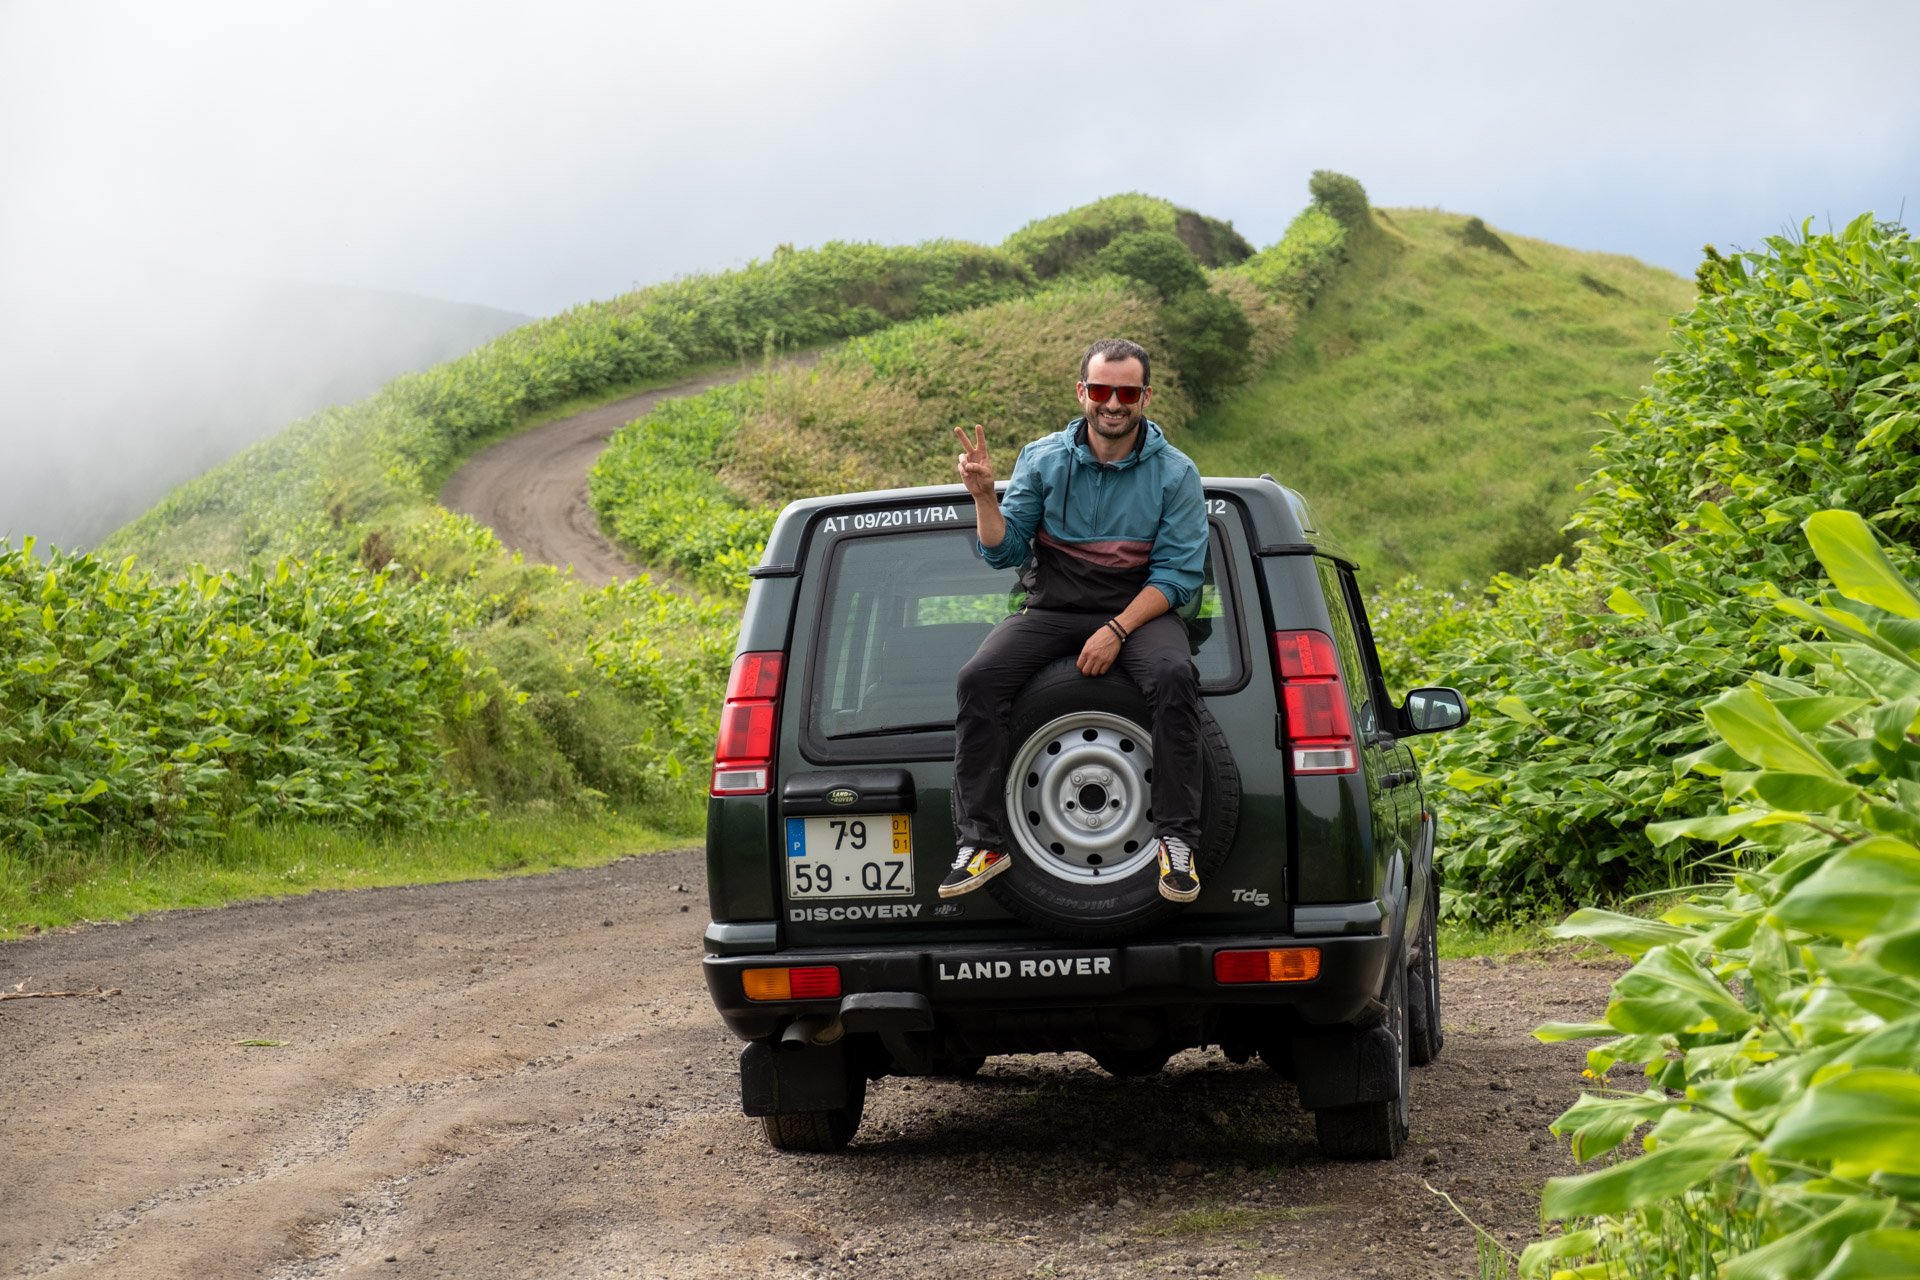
[1235, 204, 1348, 301]
[0, 542, 476, 848]
[1309, 169, 1371, 231]
[1002, 193, 1252, 278]
[1418, 214, 1920, 920]
[1094, 231, 1209, 300]
[1524, 511, 1920, 1280]
[1160, 285, 1255, 405]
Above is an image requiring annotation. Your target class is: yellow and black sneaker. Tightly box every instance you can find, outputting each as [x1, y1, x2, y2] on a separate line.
[1156, 836, 1200, 902]
[939, 847, 1010, 898]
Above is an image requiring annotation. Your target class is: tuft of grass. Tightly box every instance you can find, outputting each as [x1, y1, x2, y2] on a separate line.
[0, 811, 687, 939]
[1438, 916, 1562, 959]
[1181, 208, 1694, 587]
[1156, 1203, 1310, 1235]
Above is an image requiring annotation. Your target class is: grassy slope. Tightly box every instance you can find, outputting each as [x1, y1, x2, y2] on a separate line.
[1180, 209, 1694, 587]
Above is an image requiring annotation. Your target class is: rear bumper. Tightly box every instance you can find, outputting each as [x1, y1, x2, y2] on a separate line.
[702, 933, 1391, 1043]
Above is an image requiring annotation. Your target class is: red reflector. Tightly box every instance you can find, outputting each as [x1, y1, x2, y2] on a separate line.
[1213, 950, 1273, 983]
[1272, 630, 1340, 679]
[1214, 948, 1321, 984]
[787, 966, 842, 999]
[1283, 680, 1352, 741]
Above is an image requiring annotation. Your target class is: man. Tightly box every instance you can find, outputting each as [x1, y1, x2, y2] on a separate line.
[940, 338, 1209, 904]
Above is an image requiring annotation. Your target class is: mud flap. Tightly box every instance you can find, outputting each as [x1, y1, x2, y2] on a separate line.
[739, 1039, 849, 1116]
[1292, 1027, 1401, 1109]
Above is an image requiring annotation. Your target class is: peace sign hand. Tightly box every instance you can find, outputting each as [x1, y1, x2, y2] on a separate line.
[954, 424, 995, 498]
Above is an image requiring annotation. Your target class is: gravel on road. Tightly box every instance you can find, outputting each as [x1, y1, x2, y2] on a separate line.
[1, 848, 1623, 1279]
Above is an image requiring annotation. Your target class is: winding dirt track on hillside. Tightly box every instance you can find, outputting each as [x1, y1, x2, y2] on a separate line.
[2, 848, 1626, 1280]
[439, 367, 753, 586]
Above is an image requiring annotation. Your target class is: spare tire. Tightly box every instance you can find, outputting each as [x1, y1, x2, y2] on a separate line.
[982, 656, 1239, 941]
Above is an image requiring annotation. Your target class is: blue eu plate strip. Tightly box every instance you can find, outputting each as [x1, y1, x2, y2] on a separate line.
[786, 818, 806, 858]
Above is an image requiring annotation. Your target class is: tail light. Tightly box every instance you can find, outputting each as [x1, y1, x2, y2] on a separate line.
[1214, 947, 1321, 984]
[712, 651, 784, 795]
[741, 966, 842, 1001]
[1272, 630, 1357, 774]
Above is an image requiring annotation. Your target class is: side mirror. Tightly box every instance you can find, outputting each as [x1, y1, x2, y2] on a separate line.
[1400, 687, 1469, 735]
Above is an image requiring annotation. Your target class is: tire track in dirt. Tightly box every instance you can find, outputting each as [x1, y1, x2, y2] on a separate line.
[1, 850, 1626, 1280]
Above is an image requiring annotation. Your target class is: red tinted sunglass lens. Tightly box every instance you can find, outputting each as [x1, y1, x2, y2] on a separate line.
[1112, 385, 1142, 404]
[1084, 383, 1144, 405]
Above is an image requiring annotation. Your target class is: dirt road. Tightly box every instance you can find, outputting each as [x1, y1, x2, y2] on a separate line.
[439, 368, 753, 586]
[2, 849, 1621, 1280]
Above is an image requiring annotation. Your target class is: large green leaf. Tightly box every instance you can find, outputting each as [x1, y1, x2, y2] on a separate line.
[1864, 924, 1920, 976]
[1723, 1199, 1898, 1280]
[1539, 1132, 1745, 1218]
[1766, 1067, 1920, 1176]
[1750, 771, 1860, 812]
[1805, 510, 1920, 620]
[1549, 908, 1696, 957]
[1705, 684, 1848, 780]
[1607, 944, 1754, 1034]
[1518, 1229, 1598, 1279]
[1809, 1228, 1920, 1280]
[1550, 1089, 1671, 1162]
[1773, 838, 1920, 941]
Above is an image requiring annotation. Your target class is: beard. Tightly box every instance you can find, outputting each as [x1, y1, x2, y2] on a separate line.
[1087, 405, 1141, 439]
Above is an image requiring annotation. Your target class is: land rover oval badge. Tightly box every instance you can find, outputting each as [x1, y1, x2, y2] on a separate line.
[826, 788, 858, 806]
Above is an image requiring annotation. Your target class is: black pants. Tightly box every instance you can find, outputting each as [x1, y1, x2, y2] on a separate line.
[952, 609, 1204, 850]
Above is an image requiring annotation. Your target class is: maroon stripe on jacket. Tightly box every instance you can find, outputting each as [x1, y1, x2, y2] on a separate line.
[1035, 529, 1152, 570]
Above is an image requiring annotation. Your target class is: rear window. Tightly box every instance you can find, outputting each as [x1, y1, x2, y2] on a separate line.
[805, 524, 1243, 753]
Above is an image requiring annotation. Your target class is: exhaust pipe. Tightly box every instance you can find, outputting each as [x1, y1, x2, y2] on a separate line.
[779, 1013, 844, 1049]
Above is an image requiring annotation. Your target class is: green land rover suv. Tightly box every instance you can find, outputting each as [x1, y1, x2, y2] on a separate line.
[700, 475, 1469, 1159]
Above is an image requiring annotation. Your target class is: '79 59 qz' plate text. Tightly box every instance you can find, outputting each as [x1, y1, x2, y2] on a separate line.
[785, 816, 913, 898]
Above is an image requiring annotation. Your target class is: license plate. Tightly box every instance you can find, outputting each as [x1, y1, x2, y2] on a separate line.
[785, 815, 913, 899]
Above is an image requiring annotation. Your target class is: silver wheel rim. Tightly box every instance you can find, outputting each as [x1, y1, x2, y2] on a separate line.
[1005, 710, 1158, 884]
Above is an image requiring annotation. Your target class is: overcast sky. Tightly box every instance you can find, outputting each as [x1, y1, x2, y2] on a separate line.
[2, 0, 1917, 543]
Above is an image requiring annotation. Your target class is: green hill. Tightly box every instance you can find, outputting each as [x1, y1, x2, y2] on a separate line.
[1180, 209, 1695, 587]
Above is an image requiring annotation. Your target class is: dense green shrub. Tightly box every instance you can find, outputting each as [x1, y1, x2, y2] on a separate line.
[1094, 231, 1209, 300]
[0, 542, 476, 848]
[1413, 214, 1920, 921]
[1309, 169, 1371, 231]
[1002, 193, 1252, 278]
[1524, 511, 1920, 1280]
[1232, 204, 1348, 301]
[1160, 285, 1255, 405]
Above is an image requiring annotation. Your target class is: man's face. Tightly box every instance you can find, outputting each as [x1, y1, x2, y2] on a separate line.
[1077, 354, 1152, 442]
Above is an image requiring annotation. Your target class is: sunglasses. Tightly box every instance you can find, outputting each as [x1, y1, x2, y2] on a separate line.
[1082, 382, 1147, 405]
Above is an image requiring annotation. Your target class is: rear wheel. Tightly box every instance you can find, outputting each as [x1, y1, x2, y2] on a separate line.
[987, 658, 1239, 942]
[1408, 871, 1444, 1066]
[1313, 957, 1410, 1160]
[760, 1071, 867, 1152]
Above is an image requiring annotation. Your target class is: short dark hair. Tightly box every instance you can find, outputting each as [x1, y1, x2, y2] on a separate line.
[1080, 338, 1151, 386]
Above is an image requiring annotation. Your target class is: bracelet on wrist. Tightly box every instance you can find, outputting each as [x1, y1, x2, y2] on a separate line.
[1106, 619, 1130, 644]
